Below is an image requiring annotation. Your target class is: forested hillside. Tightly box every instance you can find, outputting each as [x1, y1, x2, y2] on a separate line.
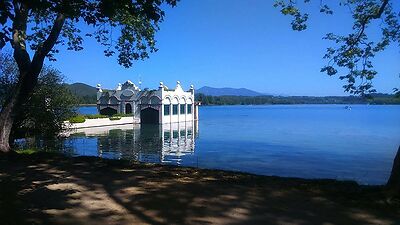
[64, 83, 97, 104]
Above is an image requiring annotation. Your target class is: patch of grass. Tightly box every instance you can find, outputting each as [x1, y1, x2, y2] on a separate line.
[15, 149, 39, 155]
[68, 113, 132, 122]
[69, 115, 86, 123]
[70, 114, 131, 121]
[13, 148, 61, 157]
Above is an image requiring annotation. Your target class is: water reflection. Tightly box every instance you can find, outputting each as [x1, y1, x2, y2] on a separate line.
[63, 121, 198, 165]
[17, 105, 400, 185]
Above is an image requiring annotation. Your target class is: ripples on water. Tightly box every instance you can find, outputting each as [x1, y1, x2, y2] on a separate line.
[19, 105, 400, 185]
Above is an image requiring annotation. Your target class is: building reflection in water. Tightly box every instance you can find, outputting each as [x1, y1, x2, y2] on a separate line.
[65, 121, 199, 165]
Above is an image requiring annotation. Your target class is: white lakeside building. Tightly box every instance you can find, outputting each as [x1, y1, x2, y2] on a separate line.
[96, 81, 199, 124]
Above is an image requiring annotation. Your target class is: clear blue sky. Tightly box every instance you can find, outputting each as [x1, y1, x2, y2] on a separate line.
[46, 0, 399, 96]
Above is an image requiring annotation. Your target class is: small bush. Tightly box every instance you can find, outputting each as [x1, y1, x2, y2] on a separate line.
[113, 113, 132, 117]
[109, 116, 121, 121]
[69, 115, 86, 123]
[84, 114, 108, 119]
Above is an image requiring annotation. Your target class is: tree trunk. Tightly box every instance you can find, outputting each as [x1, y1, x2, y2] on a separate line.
[386, 146, 400, 195]
[0, 69, 37, 153]
[0, 101, 15, 153]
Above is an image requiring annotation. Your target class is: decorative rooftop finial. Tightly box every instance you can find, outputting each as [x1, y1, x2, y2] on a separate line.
[116, 83, 122, 91]
[159, 81, 164, 88]
[190, 84, 194, 90]
[96, 84, 102, 92]
[177, 81, 180, 85]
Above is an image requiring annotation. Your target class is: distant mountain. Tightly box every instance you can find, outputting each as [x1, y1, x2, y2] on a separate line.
[66, 83, 97, 97]
[65, 83, 265, 97]
[65, 83, 97, 104]
[196, 86, 264, 96]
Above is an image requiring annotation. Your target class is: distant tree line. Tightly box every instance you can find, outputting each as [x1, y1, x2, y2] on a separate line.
[195, 93, 400, 105]
[4, 88, 400, 106]
[71, 94, 97, 105]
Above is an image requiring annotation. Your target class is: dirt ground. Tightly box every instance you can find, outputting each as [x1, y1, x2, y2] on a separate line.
[0, 153, 399, 225]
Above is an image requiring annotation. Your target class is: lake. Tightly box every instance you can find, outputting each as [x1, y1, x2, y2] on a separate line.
[48, 105, 400, 184]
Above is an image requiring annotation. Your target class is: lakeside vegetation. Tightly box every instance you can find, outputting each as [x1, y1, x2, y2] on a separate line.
[196, 93, 400, 105]
[1, 53, 77, 140]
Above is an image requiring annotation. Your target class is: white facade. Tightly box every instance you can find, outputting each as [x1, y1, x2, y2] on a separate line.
[97, 81, 199, 124]
[159, 81, 196, 124]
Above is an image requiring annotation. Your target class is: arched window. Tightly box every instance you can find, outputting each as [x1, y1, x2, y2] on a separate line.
[163, 97, 171, 116]
[172, 97, 179, 115]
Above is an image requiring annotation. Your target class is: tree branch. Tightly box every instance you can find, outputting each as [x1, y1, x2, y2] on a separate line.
[354, 0, 389, 44]
[31, 13, 65, 74]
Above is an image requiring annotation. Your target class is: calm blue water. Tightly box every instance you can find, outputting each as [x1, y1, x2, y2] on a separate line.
[78, 106, 97, 115]
[62, 105, 400, 184]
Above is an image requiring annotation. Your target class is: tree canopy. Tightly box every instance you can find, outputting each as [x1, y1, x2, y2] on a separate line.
[0, 0, 177, 67]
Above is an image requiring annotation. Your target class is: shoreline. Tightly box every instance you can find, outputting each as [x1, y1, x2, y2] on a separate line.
[77, 103, 400, 107]
[78, 103, 97, 106]
[198, 103, 400, 106]
[1, 152, 399, 225]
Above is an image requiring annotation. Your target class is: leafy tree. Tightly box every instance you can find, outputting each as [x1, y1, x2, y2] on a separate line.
[1, 52, 77, 139]
[275, 0, 400, 196]
[0, 52, 18, 106]
[0, 0, 178, 152]
[13, 67, 78, 139]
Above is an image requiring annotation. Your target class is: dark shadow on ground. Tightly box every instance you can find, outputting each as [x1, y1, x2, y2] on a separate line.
[0, 153, 399, 225]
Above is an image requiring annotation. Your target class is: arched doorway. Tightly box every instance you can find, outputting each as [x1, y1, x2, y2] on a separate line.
[140, 107, 159, 124]
[125, 103, 132, 114]
[100, 107, 117, 116]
